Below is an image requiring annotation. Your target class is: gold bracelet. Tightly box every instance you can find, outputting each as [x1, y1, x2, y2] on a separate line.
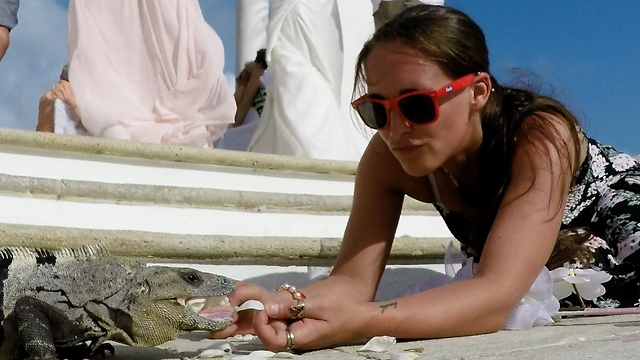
[277, 283, 306, 300]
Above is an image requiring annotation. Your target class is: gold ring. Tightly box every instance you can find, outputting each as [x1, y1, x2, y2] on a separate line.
[285, 328, 296, 351]
[290, 300, 305, 319]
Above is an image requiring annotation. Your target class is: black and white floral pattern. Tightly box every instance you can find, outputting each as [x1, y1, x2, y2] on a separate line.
[561, 138, 640, 307]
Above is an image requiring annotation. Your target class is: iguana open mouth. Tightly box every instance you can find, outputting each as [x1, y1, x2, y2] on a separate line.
[178, 296, 235, 321]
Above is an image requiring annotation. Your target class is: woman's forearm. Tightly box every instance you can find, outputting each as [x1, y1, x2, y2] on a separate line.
[234, 77, 263, 127]
[358, 277, 515, 340]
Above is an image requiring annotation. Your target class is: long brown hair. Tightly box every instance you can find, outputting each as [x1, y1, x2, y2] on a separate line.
[354, 5, 584, 258]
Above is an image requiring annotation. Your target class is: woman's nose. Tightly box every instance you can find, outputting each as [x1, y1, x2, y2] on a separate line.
[386, 107, 411, 136]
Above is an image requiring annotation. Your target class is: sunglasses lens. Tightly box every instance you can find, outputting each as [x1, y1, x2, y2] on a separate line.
[357, 101, 388, 129]
[398, 94, 436, 124]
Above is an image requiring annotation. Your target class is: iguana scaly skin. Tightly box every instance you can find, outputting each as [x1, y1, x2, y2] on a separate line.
[0, 245, 236, 360]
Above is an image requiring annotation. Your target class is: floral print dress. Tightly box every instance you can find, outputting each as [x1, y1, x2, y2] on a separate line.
[561, 138, 640, 307]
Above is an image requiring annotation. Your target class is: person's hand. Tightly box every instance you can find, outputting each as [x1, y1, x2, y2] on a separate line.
[50, 81, 74, 104]
[208, 281, 271, 339]
[249, 62, 266, 79]
[253, 279, 371, 352]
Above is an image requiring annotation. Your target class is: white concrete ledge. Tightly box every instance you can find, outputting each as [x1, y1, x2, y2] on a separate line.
[0, 223, 457, 266]
[0, 173, 436, 213]
[0, 128, 358, 174]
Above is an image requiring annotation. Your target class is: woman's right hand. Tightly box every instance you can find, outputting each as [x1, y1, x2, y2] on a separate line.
[249, 62, 266, 79]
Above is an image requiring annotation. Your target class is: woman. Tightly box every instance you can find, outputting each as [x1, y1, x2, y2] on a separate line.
[214, 57, 267, 151]
[233, 57, 267, 128]
[214, 5, 640, 351]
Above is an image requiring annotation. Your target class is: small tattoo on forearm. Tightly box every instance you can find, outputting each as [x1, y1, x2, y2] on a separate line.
[380, 302, 397, 313]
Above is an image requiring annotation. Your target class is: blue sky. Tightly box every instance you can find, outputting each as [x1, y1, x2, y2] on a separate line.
[1, 1, 638, 154]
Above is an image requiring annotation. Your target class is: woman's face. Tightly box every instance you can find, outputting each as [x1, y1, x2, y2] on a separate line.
[363, 41, 479, 177]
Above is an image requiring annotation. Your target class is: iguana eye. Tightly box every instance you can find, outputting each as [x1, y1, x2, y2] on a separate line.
[183, 272, 202, 285]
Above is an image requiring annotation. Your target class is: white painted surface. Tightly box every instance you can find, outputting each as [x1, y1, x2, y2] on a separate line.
[0, 152, 355, 195]
[0, 195, 450, 237]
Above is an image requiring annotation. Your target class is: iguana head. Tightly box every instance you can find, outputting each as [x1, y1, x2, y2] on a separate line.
[121, 266, 237, 346]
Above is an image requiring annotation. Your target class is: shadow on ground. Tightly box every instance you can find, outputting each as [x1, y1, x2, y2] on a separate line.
[242, 267, 450, 301]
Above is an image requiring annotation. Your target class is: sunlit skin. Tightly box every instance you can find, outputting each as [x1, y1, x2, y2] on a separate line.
[0, 26, 10, 62]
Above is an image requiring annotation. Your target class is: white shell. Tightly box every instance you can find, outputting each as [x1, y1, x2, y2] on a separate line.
[356, 335, 397, 352]
[247, 350, 276, 358]
[212, 342, 234, 353]
[197, 349, 226, 358]
[235, 300, 266, 312]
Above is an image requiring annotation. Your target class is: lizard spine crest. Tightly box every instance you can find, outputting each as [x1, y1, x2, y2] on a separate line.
[0, 244, 109, 264]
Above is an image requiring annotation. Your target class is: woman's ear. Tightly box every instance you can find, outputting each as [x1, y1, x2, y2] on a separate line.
[470, 72, 491, 111]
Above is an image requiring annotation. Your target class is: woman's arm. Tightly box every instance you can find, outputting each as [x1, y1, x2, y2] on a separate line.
[234, 63, 265, 127]
[244, 135, 417, 348]
[0, 26, 9, 62]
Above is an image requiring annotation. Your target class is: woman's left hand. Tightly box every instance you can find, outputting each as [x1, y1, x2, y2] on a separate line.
[252, 285, 371, 352]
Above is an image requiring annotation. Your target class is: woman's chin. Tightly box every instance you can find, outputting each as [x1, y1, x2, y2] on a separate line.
[399, 162, 433, 178]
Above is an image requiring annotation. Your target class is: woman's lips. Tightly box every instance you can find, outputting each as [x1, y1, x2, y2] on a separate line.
[392, 143, 422, 155]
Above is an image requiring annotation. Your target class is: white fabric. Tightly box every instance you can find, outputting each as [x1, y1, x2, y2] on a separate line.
[248, 0, 373, 161]
[53, 99, 89, 136]
[215, 108, 262, 151]
[68, 0, 235, 147]
[398, 243, 560, 330]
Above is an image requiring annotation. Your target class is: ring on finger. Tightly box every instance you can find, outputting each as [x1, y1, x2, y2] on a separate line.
[285, 328, 296, 351]
[290, 299, 305, 319]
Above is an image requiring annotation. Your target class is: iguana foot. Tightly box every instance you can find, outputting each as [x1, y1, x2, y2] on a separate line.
[90, 343, 116, 360]
[56, 343, 115, 360]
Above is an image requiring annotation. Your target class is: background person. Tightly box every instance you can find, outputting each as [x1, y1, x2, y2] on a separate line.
[0, 0, 19, 62]
[247, 0, 373, 161]
[68, 0, 235, 147]
[214, 5, 640, 352]
[215, 51, 267, 151]
[234, 49, 267, 127]
[36, 64, 84, 134]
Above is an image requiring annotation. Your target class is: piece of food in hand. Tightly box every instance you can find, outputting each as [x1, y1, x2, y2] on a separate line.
[235, 299, 265, 312]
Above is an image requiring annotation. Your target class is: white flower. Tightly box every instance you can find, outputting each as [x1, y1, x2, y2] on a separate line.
[591, 154, 607, 178]
[550, 267, 612, 301]
[503, 267, 559, 329]
[611, 154, 637, 172]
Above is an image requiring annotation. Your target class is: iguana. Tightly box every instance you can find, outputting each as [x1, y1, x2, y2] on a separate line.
[0, 245, 237, 360]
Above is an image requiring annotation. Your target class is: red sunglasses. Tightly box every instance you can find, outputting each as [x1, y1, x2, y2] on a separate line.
[351, 74, 476, 130]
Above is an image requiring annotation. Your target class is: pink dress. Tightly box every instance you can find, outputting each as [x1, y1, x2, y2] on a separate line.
[68, 0, 235, 147]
